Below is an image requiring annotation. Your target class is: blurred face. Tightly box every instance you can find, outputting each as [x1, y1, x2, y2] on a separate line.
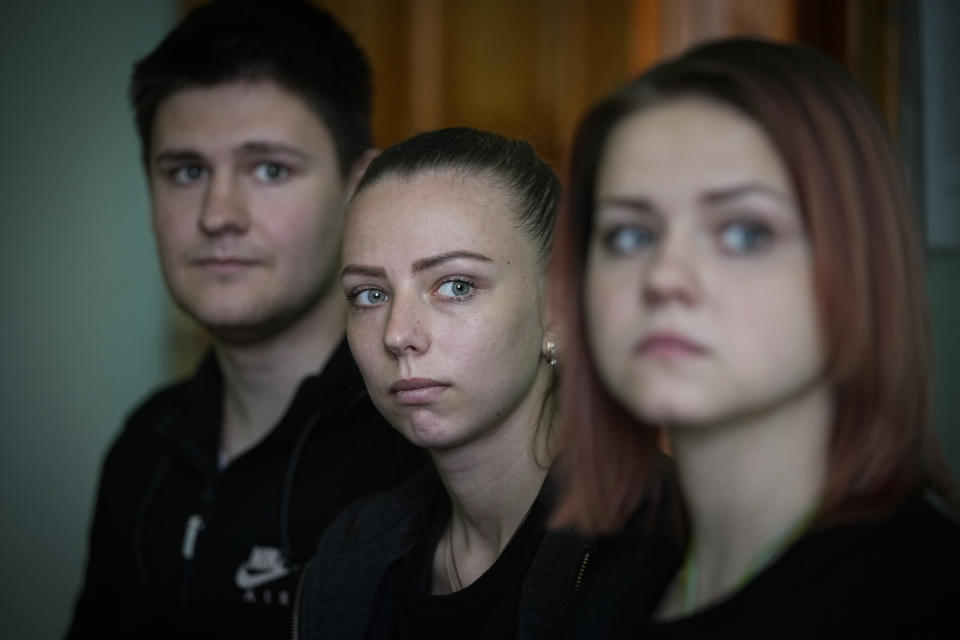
[149, 80, 352, 342]
[585, 98, 824, 429]
[342, 171, 550, 451]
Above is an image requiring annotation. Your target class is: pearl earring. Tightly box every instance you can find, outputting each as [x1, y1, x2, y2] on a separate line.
[545, 340, 558, 367]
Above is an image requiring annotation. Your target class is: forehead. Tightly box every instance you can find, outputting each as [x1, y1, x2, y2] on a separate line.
[151, 80, 332, 151]
[597, 98, 791, 199]
[343, 171, 531, 267]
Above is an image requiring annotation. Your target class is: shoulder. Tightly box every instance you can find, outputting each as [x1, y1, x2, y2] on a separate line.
[892, 490, 960, 537]
[774, 492, 960, 591]
[749, 492, 960, 635]
[811, 492, 960, 574]
[297, 465, 439, 640]
[98, 352, 219, 487]
[299, 341, 412, 449]
[318, 465, 441, 548]
[295, 344, 427, 488]
[111, 351, 218, 452]
[867, 491, 960, 580]
[101, 376, 193, 471]
[121, 377, 193, 435]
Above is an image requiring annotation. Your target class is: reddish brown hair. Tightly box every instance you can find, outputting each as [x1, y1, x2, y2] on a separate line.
[552, 38, 955, 535]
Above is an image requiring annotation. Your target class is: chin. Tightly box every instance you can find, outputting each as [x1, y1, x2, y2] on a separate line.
[183, 309, 288, 345]
[179, 291, 319, 344]
[624, 390, 713, 428]
[641, 410, 707, 429]
[397, 415, 465, 452]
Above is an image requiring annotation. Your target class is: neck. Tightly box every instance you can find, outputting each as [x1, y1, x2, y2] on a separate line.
[430, 363, 553, 593]
[215, 293, 346, 461]
[665, 381, 831, 615]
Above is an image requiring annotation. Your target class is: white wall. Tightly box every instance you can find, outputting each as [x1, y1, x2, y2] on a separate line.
[0, 1, 175, 636]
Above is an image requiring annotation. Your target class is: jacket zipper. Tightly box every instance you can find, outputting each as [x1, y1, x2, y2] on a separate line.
[575, 551, 591, 591]
[290, 558, 312, 640]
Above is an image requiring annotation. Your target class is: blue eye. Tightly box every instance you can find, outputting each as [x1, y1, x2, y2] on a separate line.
[603, 225, 655, 254]
[350, 288, 388, 307]
[253, 162, 290, 183]
[720, 221, 773, 254]
[436, 279, 475, 300]
[171, 164, 206, 185]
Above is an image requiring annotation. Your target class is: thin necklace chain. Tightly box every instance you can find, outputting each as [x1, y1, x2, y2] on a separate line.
[444, 531, 463, 591]
[681, 502, 818, 614]
[441, 499, 536, 593]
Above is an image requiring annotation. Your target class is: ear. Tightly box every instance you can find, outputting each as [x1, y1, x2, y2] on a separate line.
[345, 147, 380, 199]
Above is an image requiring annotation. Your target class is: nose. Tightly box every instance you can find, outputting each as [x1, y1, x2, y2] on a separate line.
[383, 292, 430, 357]
[198, 171, 249, 235]
[642, 231, 701, 306]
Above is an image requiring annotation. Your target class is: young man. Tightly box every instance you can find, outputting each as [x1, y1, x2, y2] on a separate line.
[66, 2, 423, 637]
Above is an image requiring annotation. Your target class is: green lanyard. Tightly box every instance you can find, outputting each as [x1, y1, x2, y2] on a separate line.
[680, 503, 819, 615]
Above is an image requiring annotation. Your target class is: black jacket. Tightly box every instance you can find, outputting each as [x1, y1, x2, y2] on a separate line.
[294, 467, 593, 640]
[67, 340, 424, 639]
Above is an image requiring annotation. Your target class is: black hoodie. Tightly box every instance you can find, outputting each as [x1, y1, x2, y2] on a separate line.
[67, 339, 425, 639]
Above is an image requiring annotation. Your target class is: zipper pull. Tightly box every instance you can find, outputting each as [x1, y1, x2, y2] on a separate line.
[182, 514, 205, 559]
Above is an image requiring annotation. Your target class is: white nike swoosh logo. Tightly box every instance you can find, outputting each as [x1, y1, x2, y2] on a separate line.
[235, 563, 290, 589]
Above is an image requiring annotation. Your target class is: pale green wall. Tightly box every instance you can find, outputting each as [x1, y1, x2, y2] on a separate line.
[930, 254, 960, 483]
[0, 1, 175, 637]
[916, 1, 960, 485]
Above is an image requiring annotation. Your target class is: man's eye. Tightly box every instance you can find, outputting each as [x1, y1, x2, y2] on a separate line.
[719, 221, 773, 254]
[171, 165, 206, 184]
[603, 225, 655, 254]
[351, 288, 388, 307]
[436, 279, 475, 300]
[253, 162, 290, 183]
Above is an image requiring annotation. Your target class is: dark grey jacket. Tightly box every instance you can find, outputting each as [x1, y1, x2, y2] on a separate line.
[293, 467, 592, 640]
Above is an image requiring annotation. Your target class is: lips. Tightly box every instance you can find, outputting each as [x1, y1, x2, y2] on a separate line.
[636, 332, 706, 358]
[189, 252, 262, 275]
[190, 259, 258, 277]
[194, 255, 257, 263]
[389, 378, 449, 405]
[187, 245, 263, 263]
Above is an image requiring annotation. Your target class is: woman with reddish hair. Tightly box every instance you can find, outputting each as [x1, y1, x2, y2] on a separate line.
[553, 38, 959, 637]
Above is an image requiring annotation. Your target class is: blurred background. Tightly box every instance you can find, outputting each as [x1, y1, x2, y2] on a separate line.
[1, 0, 956, 636]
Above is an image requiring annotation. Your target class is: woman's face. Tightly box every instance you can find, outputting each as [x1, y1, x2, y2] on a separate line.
[342, 171, 550, 451]
[584, 98, 824, 429]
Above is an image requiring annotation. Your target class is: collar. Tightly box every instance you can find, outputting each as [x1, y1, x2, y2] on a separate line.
[153, 337, 364, 475]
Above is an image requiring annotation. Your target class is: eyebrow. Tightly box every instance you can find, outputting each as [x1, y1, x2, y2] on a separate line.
[412, 251, 492, 273]
[151, 140, 310, 165]
[595, 197, 656, 214]
[340, 251, 492, 280]
[701, 183, 792, 206]
[235, 141, 310, 161]
[152, 149, 203, 165]
[597, 183, 792, 214]
[340, 264, 386, 279]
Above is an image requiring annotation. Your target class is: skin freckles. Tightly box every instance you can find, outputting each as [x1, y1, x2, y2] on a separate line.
[149, 80, 350, 342]
[341, 171, 552, 453]
[584, 98, 825, 430]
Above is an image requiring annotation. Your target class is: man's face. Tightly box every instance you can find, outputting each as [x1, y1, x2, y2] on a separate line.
[148, 80, 352, 343]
